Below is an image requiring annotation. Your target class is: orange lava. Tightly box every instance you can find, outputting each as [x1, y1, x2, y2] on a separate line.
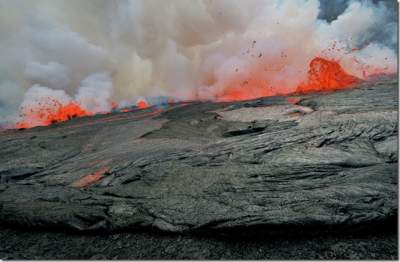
[296, 57, 360, 93]
[215, 68, 279, 102]
[111, 101, 118, 110]
[72, 166, 110, 188]
[217, 82, 274, 102]
[136, 99, 150, 109]
[216, 57, 361, 102]
[16, 101, 91, 129]
[12, 57, 369, 129]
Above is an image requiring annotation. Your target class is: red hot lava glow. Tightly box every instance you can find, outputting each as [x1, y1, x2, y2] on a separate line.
[296, 57, 360, 93]
[216, 57, 361, 102]
[14, 56, 383, 129]
[136, 99, 150, 109]
[72, 166, 110, 188]
[16, 101, 91, 129]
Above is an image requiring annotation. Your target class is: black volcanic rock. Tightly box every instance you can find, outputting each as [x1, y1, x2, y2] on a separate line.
[0, 79, 397, 232]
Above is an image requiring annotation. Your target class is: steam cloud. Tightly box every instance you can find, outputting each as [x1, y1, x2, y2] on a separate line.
[0, 0, 397, 127]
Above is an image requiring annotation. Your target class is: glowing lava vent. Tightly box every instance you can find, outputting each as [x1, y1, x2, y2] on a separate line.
[297, 57, 360, 93]
[16, 100, 91, 129]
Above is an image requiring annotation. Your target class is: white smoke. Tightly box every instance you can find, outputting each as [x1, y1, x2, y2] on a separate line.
[25, 62, 71, 90]
[16, 73, 113, 128]
[0, 0, 397, 127]
[76, 73, 113, 113]
[17, 85, 73, 128]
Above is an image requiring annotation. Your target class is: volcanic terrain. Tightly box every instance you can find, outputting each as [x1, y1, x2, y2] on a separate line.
[0, 78, 398, 259]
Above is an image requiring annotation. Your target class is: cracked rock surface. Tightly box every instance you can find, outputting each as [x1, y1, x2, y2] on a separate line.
[0, 79, 397, 233]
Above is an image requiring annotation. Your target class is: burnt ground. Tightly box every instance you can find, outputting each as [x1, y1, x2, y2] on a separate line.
[0, 78, 398, 260]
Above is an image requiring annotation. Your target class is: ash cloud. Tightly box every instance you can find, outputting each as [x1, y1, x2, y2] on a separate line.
[0, 0, 397, 126]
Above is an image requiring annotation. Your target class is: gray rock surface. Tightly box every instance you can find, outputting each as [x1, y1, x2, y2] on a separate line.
[0, 79, 397, 232]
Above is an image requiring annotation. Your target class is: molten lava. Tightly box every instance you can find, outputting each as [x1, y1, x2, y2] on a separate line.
[72, 166, 110, 188]
[12, 57, 369, 129]
[296, 57, 360, 93]
[216, 57, 361, 102]
[16, 101, 91, 129]
[49, 102, 90, 122]
[215, 67, 280, 102]
[111, 101, 118, 110]
[136, 99, 150, 109]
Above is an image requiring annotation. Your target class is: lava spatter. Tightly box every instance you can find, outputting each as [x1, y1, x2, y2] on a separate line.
[16, 100, 91, 129]
[296, 57, 360, 93]
[136, 99, 150, 109]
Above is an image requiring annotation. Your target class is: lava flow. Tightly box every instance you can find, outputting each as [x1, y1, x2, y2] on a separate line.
[71, 166, 110, 188]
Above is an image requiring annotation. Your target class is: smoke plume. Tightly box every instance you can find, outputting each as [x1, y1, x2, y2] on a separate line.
[0, 0, 397, 127]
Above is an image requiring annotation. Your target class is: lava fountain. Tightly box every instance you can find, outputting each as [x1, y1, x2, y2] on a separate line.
[16, 100, 92, 129]
[136, 99, 150, 109]
[296, 57, 360, 93]
[13, 56, 381, 129]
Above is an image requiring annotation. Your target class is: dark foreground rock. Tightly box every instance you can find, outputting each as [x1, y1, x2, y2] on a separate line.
[0, 224, 397, 260]
[0, 79, 397, 234]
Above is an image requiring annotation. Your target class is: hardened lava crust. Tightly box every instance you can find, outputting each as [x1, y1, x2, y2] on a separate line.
[0, 79, 397, 234]
[0, 78, 397, 259]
